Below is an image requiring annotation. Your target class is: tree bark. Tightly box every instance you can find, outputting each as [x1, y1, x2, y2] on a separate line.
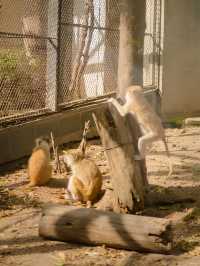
[39, 204, 172, 254]
[93, 103, 147, 213]
[118, 0, 146, 95]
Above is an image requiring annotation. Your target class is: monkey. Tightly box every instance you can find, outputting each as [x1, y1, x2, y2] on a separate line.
[108, 85, 173, 177]
[28, 136, 52, 186]
[63, 148, 103, 207]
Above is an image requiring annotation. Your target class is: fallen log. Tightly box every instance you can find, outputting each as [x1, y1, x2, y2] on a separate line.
[39, 205, 172, 254]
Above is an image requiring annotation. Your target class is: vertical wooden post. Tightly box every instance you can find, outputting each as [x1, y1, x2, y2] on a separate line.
[93, 104, 147, 213]
[46, 0, 59, 111]
[118, 0, 146, 96]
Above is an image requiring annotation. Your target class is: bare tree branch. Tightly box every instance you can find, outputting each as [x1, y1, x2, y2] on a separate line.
[68, 0, 94, 100]
[78, 120, 91, 155]
[50, 132, 62, 174]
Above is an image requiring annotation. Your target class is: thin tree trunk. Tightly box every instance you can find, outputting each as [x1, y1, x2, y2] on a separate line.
[118, 0, 146, 95]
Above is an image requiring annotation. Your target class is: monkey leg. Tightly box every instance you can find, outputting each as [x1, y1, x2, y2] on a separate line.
[86, 201, 92, 208]
[138, 132, 159, 159]
[67, 176, 82, 201]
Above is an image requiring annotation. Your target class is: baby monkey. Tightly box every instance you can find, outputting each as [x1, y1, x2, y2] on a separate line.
[28, 136, 52, 186]
[108, 85, 172, 177]
[63, 148, 103, 207]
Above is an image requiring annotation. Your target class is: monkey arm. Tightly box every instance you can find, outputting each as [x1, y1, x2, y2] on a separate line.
[108, 98, 126, 117]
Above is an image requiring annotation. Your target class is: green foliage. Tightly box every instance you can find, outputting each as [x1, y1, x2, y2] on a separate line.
[0, 49, 40, 82]
[168, 116, 184, 128]
[0, 50, 18, 80]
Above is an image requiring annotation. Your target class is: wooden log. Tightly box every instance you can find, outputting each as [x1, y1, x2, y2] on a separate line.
[39, 205, 172, 253]
[93, 103, 147, 213]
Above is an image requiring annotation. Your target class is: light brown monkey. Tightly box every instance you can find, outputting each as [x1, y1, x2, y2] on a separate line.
[108, 85, 173, 177]
[63, 149, 103, 207]
[28, 136, 52, 186]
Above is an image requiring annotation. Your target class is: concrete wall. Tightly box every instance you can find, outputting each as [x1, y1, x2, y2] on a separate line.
[162, 0, 200, 118]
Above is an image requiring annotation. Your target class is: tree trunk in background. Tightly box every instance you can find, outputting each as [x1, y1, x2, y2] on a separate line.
[104, 0, 147, 212]
[118, 0, 146, 96]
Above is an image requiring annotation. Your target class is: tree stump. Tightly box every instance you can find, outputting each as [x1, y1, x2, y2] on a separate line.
[39, 205, 172, 254]
[92, 102, 147, 213]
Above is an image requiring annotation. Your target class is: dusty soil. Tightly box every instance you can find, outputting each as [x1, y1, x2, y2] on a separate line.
[1, 127, 200, 265]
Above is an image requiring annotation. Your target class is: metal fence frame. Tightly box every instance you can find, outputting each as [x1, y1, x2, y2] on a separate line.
[0, 0, 162, 125]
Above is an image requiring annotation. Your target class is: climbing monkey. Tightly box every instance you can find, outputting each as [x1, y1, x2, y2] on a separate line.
[108, 85, 173, 177]
[28, 136, 52, 186]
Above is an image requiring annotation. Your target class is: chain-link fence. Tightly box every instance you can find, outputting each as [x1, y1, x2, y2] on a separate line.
[0, 0, 161, 124]
[58, 0, 119, 106]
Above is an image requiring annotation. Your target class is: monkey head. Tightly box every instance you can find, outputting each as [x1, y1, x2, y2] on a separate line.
[125, 85, 143, 102]
[63, 149, 84, 167]
[35, 136, 51, 151]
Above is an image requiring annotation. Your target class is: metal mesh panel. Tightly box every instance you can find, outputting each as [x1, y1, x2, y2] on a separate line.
[0, 36, 48, 119]
[59, 0, 161, 105]
[58, 26, 119, 104]
[0, 0, 58, 121]
[58, 0, 119, 105]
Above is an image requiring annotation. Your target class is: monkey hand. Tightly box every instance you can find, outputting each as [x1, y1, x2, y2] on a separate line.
[107, 97, 115, 103]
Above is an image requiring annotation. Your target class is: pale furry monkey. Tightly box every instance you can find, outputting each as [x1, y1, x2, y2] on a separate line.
[63, 149, 103, 207]
[28, 136, 52, 186]
[108, 85, 173, 177]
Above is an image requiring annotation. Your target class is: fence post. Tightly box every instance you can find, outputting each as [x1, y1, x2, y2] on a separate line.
[46, 0, 60, 111]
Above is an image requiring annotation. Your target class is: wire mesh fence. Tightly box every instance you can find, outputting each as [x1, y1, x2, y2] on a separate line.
[0, 0, 58, 122]
[0, 0, 161, 124]
[0, 35, 48, 119]
[58, 0, 119, 105]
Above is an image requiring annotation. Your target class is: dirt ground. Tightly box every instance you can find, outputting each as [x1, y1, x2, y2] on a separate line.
[1, 126, 200, 266]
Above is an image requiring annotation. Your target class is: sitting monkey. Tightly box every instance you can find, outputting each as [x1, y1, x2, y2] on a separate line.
[63, 148, 103, 207]
[28, 136, 52, 186]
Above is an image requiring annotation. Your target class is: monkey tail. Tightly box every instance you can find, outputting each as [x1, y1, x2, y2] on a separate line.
[162, 137, 173, 177]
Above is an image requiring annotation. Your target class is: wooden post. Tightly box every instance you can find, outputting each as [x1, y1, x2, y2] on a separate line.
[39, 205, 172, 254]
[93, 104, 147, 213]
[118, 0, 146, 95]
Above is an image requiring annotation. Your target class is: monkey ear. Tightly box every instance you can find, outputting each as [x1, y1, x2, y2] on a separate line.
[43, 136, 50, 143]
[36, 138, 41, 146]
